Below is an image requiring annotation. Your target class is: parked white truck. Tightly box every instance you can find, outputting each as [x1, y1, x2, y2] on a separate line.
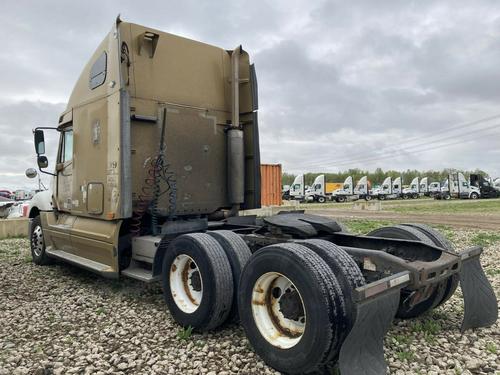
[402, 177, 420, 199]
[419, 177, 429, 196]
[289, 174, 305, 201]
[437, 173, 480, 200]
[305, 174, 343, 203]
[333, 176, 373, 202]
[376, 176, 402, 200]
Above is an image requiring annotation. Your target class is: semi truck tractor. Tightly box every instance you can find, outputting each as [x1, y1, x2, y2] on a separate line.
[437, 173, 480, 200]
[402, 177, 420, 199]
[332, 176, 353, 202]
[419, 176, 429, 196]
[27, 18, 497, 375]
[289, 174, 305, 201]
[428, 181, 442, 197]
[376, 176, 402, 200]
[305, 174, 342, 203]
[353, 175, 373, 201]
[333, 176, 372, 202]
[470, 173, 500, 199]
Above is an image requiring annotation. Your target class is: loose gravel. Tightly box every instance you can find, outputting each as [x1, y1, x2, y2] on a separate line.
[0, 228, 498, 375]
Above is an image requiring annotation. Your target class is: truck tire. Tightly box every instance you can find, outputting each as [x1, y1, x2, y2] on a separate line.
[400, 223, 458, 307]
[470, 192, 479, 199]
[412, 193, 419, 199]
[317, 196, 326, 203]
[162, 233, 234, 331]
[206, 230, 252, 322]
[378, 195, 386, 201]
[364, 195, 372, 201]
[367, 225, 446, 318]
[336, 196, 346, 203]
[238, 243, 345, 374]
[299, 239, 365, 338]
[30, 215, 53, 265]
[403, 194, 409, 200]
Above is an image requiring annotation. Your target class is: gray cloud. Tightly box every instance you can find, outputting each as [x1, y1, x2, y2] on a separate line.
[1, 0, 500, 190]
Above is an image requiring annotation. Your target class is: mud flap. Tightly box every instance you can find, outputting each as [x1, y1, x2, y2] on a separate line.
[339, 272, 410, 375]
[459, 250, 498, 332]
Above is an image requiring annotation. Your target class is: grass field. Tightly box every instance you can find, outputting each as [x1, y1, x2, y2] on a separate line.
[300, 197, 500, 215]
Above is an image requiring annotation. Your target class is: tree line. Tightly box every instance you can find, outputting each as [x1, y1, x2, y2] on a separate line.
[282, 168, 490, 187]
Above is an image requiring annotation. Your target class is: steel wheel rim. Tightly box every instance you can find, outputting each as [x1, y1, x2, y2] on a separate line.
[170, 254, 203, 313]
[251, 272, 306, 349]
[32, 225, 44, 257]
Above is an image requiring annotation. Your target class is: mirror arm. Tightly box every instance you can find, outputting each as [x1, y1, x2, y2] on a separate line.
[34, 126, 59, 131]
[38, 169, 56, 177]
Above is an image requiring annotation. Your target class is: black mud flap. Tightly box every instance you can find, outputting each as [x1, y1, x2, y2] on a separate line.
[339, 272, 410, 375]
[459, 247, 498, 332]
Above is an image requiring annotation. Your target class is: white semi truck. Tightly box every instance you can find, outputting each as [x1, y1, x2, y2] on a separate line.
[437, 173, 480, 200]
[376, 176, 402, 200]
[419, 177, 429, 196]
[305, 174, 344, 203]
[289, 174, 305, 201]
[402, 177, 420, 199]
[333, 176, 373, 202]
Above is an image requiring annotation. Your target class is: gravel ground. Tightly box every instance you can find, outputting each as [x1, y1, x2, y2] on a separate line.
[0, 229, 498, 375]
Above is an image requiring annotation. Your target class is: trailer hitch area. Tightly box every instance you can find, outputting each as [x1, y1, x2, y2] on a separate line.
[339, 271, 410, 375]
[459, 246, 498, 332]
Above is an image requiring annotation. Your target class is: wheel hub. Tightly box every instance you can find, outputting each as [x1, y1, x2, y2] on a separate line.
[170, 255, 203, 313]
[278, 289, 305, 322]
[251, 272, 306, 349]
[32, 225, 44, 257]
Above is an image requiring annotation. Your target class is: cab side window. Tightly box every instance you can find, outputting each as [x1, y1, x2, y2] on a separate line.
[62, 129, 73, 163]
[89, 51, 107, 89]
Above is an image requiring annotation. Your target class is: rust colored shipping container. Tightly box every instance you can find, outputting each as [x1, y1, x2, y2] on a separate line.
[260, 164, 282, 206]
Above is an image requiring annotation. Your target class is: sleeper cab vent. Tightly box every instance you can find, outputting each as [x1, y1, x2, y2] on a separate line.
[87, 183, 104, 215]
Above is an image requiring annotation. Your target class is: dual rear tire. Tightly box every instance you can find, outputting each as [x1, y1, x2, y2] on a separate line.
[161, 231, 252, 331]
[162, 231, 364, 374]
[238, 241, 364, 374]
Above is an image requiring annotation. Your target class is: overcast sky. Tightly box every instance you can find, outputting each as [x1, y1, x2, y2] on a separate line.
[1, 0, 500, 190]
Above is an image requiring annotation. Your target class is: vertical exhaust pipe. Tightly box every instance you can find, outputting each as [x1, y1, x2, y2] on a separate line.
[227, 46, 245, 217]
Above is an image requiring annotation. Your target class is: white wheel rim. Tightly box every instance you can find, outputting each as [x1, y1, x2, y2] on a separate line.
[32, 225, 44, 257]
[170, 254, 203, 313]
[251, 272, 306, 349]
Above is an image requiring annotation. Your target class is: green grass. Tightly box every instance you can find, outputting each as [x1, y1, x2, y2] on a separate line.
[300, 196, 500, 214]
[410, 319, 441, 343]
[396, 350, 414, 362]
[486, 268, 500, 277]
[2, 234, 28, 239]
[471, 233, 500, 247]
[392, 334, 413, 346]
[390, 198, 500, 214]
[486, 342, 497, 354]
[177, 325, 193, 341]
[343, 219, 395, 234]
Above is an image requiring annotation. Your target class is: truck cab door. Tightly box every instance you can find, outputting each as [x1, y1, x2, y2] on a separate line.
[56, 127, 74, 212]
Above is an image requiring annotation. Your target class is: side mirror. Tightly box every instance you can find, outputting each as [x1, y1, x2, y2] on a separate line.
[37, 155, 49, 169]
[25, 168, 38, 179]
[34, 129, 46, 155]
